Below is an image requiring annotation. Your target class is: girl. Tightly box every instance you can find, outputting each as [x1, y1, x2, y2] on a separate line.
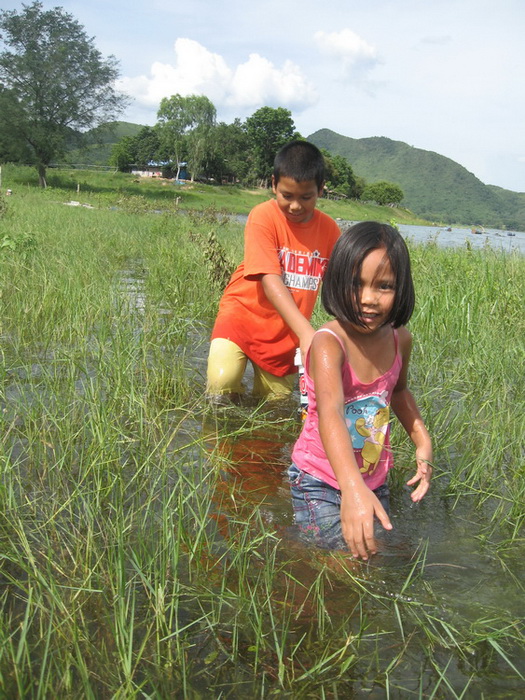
[288, 222, 432, 560]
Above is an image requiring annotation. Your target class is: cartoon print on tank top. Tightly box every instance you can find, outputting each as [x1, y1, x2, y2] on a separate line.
[344, 391, 390, 475]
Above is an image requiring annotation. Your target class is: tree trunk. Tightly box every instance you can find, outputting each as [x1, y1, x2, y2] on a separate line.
[37, 163, 47, 188]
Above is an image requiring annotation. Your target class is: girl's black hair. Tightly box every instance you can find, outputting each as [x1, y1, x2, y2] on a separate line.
[321, 221, 415, 328]
[273, 140, 325, 189]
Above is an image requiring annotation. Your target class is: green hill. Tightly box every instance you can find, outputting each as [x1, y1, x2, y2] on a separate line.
[309, 128, 525, 230]
[64, 121, 145, 167]
[61, 121, 525, 229]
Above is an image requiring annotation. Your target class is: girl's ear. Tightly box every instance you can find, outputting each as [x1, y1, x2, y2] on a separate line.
[318, 181, 325, 196]
[271, 175, 277, 194]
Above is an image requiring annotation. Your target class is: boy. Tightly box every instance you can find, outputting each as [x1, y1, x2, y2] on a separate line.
[206, 140, 341, 400]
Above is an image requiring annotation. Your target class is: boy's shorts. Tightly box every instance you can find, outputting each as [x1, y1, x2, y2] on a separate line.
[206, 338, 295, 399]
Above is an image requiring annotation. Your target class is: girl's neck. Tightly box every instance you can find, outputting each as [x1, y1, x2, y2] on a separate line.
[332, 319, 396, 383]
[340, 319, 392, 344]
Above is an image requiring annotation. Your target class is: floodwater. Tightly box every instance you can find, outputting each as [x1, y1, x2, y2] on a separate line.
[123, 255, 525, 695]
[3, 262, 523, 696]
[198, 400, 525, 696]
[190, 335, 525, 696]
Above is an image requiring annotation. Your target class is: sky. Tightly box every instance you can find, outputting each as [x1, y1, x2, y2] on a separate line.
[2, 0, 524, 192]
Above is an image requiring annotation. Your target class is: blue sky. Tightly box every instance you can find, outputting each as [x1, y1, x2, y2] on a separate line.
[2, 0, 524, 192]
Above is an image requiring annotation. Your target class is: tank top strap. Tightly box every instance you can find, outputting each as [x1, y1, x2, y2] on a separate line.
[305, 327, 347, 373]
[313, 328, 348, 358]
[308, 326, 399, 372]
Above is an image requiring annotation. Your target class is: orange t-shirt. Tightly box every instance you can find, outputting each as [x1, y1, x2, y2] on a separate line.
[211, 199, 341, 376]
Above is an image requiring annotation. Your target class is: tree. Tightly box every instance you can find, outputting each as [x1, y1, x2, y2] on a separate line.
[362, 181, 404, 206]
[110, 136, 137, 172]
[156, 94, 216, 180]
[353, 176, 367, 200]
[0, 1, 128, 187]
[133, 127, 162, 169]
[204, 119, 250, 183]
[245, 107, 299, 186]
[0, 86, 32, 163]
[322, 150, 357, 198]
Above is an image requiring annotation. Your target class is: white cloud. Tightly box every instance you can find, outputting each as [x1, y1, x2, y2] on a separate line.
[314, 28, 379, 76]
[229, 54, 317, 109]
[116, 38, 317, 115]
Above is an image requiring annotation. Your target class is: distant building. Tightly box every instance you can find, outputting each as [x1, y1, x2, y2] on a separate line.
[130, 165, 163, 178]
[130, 161, 188, 180]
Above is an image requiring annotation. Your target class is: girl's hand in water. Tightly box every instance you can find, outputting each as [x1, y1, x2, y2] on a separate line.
[406, 447, 433, 502]
[340, 486, 393, 560]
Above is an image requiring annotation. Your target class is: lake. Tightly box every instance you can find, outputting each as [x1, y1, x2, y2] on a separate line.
[397, 223, 525, 254]
[236, 213, 525, 254]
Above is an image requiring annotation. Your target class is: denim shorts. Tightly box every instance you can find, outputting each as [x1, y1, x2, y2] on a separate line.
[287, 463, 390, 551]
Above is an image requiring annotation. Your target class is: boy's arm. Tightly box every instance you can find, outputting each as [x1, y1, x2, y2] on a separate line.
[390, 328, 433, 502]
[261, 273, 315, 360]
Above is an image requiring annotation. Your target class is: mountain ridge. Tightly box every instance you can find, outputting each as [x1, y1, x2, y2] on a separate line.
[308, 128, 525, 230]
[65, 122, 524, 230]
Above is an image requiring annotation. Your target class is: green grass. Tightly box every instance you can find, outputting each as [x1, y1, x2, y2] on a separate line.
[0, 167, 523, 696]
[2, 163, 431, 224]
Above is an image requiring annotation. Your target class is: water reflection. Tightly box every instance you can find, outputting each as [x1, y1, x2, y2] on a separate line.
[199, 387, 525, 694]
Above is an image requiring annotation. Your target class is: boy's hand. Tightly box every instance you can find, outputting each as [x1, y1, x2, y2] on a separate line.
[406, 448, 433, 502]
[340, 486, 392, 560]
[298, 328, 315, 365]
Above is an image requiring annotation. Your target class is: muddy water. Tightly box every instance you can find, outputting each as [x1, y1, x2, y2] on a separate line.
[4, 265, 523, 696]
[201, 416, 525, 696]
[188, 316, 525, 695]
[119, 254, 524, 694]
[198, 402, 525, 696]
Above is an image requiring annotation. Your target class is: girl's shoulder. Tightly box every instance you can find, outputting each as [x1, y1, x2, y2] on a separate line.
[315, 320, 345, 341]
[311, 321, 347, 355]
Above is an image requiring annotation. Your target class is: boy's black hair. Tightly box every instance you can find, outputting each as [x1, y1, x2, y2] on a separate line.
[321, 221, 415, 328]
[273, 140, 325, 189]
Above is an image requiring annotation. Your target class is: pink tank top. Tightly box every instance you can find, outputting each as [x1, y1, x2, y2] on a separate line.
[291, 327, 402, 491]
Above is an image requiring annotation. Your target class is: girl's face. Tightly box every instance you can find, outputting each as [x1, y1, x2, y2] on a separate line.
[353, 247, 396, 333]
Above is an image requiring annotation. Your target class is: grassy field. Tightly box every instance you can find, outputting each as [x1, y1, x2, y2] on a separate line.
[2, 163, 433, 224]
[0, 166, 523, 697]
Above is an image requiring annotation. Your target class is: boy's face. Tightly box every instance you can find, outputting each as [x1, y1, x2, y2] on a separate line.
[272, 176, 323, 224]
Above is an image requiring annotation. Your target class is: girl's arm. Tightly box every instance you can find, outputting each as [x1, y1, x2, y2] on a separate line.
[311, 330, 393, 560]
[261, 273, 315, 360]
[390, 327, 433, 502]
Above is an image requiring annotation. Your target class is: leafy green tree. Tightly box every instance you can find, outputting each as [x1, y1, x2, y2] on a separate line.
[0, 86, 32, 163]
[110, 136, 137, 172]
[110, 126, 166, 173]
[156, 94, 216, 180]
[353, 176, 367, 200]
[322, 150, 357, 198]
[245, 107, 299, 186]
[362, 180, 404, 206]
[185, 123, 213, 181]
[204, 119, 250, 183]
[133, 126, 162, 168]
[0, 1, 128, 187]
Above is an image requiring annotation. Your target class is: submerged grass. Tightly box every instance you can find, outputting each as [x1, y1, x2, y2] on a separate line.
[0, 169, 523, 696]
